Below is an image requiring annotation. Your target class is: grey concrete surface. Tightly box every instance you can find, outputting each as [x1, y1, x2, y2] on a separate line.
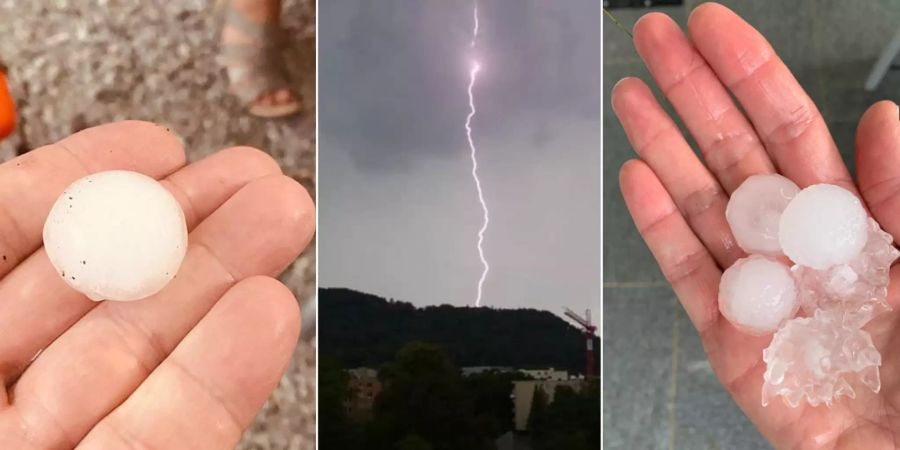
[603, 287, 677, 450]
[0, 1, 316, 448]
[604, 1, 900, 449]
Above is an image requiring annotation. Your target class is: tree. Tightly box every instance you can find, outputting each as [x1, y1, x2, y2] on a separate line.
[369, 342, 494, 450]
[395, 434, 433, 450]
[320, 288, 597, 374]
[529, 380, 600, 450]
[319, 357, 360, 449]
[465, 370, 530, 437]
[528, 386, 549, 432]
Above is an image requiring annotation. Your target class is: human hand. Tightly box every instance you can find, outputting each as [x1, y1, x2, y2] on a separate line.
[0, 121, 315, 449]
[614, 3, 900, 449]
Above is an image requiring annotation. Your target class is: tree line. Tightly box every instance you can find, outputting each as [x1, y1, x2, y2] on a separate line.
[319, 287, 600, 375]
[320, 342, 600, 450]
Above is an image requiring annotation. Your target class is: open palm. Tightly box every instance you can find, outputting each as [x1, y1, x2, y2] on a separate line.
[615, 4, 900, 449]
[0, 121, 315, 449]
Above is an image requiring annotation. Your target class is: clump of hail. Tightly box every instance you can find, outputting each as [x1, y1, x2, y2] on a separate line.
[719, 174, 898, 407]
[43, 171, 188, 302]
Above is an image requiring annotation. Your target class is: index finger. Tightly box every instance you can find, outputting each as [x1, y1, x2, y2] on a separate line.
[688, 3, 852, 191]
[0, 121, 186, 276]
[633, 12, 775, 193]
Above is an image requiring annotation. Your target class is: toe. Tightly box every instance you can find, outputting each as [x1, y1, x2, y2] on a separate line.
[256, 94, 275, 107]
[274, 89, 294, 104]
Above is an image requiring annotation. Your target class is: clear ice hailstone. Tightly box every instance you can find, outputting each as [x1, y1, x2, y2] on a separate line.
[725, 174, 800, 255]
[779, 184, 868, 270]
[793, 218, 900, 326]
[719, 255, 798, 335]
[43, 170, 188, 302]
[763, 309, 881, 408]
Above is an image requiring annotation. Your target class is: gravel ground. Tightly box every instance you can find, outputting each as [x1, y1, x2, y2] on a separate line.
[0, 0, 316, 448]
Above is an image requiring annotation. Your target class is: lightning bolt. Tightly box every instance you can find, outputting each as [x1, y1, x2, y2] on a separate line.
[466, 2, 489, 307]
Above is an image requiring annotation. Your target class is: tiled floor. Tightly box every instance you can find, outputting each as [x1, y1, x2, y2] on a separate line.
[603, 1, 900, 449]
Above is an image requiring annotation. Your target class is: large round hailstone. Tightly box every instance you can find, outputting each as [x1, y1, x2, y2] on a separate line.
[779, 184, 868, 270]
[43, 170, 187, 301]
[719, 255, 799, 335]
[726, 174, 800, 255]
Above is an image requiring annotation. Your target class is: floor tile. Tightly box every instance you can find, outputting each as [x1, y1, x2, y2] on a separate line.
[672, 311, 772, 450]
[604, 286, 678, 449]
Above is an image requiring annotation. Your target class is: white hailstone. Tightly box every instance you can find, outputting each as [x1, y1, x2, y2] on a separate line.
[718, 255, 799, 335]
[43, 170, 188, 301]
[792, 218, 900, 325]
[762, 309, 881, 408]
[779, 184, 868, 270]
[725, 174, 800, 255]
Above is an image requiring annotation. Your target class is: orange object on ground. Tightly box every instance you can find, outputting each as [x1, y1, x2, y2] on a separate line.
[0, 68, 16, 140]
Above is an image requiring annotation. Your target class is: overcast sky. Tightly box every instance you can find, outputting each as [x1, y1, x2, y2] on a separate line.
[319, 0, 601, 317]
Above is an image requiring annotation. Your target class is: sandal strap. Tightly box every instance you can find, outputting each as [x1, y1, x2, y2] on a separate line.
[218, 45, 290, 104]
[218, 43, 277, 62]
[225, 4, 282, 44]
[217, 43, 290, 80]
[230, 72, 285, 104]
[218, 2, 293, 105]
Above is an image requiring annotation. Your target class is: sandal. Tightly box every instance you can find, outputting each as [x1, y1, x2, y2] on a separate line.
[218, 2, 301, 118]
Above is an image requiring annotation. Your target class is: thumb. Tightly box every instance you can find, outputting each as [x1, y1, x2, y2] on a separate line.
[856, 100, 900, 239]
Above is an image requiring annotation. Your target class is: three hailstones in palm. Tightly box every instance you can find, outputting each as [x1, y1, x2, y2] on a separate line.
[719, 174, 898, 408]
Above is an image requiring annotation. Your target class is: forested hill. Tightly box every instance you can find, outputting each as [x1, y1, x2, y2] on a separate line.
[319, 288, 599, 374]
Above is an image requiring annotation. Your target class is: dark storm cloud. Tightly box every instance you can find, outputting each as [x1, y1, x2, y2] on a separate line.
[319, 0, 601, 171]
[319, 0, 601, 315]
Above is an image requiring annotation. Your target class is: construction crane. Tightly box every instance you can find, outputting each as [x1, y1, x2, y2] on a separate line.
[564, 308, 597, 378]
